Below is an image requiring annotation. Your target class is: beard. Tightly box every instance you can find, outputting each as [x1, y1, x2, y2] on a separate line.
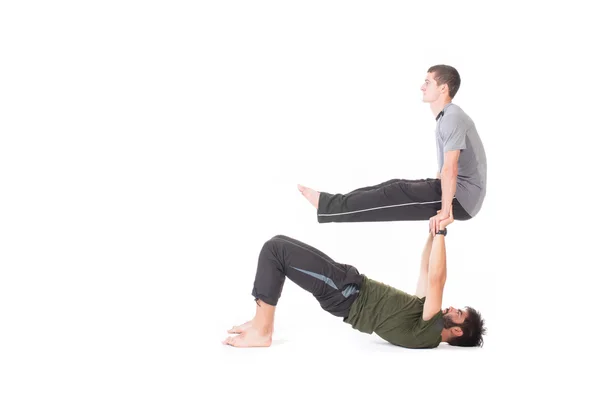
[443, 314, 460, 329]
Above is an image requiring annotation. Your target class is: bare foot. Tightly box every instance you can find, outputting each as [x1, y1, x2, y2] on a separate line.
[227, 320, 253, 334]
[297, 184, 320, 209]
[222, 327, 273, 348]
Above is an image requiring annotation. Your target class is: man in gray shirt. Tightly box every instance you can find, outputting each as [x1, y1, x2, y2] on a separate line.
[298, 65, 487, 233]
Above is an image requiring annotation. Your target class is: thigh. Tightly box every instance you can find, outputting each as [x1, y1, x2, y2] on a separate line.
[346, 178, 436, 195]
[270, 236, 362, 313]
[451, 199, 472, 220]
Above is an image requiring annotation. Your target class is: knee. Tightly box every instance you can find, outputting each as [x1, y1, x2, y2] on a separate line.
[260, 237, 287, 263]
[263, 235, 284, 250]
[263, 235, 292, 254]
[269, 235, 290, 243]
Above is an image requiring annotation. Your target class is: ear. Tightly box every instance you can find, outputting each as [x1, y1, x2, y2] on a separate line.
[441, 83, 448, 93]
[451, 327, 463, 337]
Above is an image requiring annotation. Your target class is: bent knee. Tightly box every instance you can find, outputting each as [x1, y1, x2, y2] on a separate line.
[269, 234, 292, 243]
[263, 235, 286, 249]
[263, 235, 296, 255]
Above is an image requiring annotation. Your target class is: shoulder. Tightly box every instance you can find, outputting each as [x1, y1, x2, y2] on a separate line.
[439, 104, 473, 132]
[413, 310, 444, 346]
[417, 309, 444, 333]
[441, 105, 465, 123]
[420, 309, 443, 324]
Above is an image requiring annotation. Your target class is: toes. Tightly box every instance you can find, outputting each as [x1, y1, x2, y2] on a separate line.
[222, 336, 235, 346]
[230, 335, 245, 347]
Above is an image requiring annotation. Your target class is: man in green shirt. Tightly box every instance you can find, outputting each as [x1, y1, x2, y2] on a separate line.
[223, 212, 486, 349]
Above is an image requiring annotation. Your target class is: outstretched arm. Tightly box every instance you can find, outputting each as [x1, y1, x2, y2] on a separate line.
[415, 233, 434, 298]
[422, 214, 453, 321]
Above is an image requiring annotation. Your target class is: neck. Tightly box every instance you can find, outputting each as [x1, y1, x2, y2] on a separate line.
[440, 328, 452, 343]
[430, 97, 452, 118]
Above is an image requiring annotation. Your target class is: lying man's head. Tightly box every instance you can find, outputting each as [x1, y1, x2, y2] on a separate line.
[442, 306, 486, 347]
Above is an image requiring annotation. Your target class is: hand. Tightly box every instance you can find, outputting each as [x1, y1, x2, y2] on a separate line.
[439, 210, 454, 230]
[429, 209, 454, 235]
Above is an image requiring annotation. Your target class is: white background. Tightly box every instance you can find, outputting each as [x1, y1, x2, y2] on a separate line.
[1, 1, 597, 399]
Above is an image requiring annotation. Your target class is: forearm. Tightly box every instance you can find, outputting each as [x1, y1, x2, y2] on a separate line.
[428, 235, 447, 284]
[440, 167, 458, 213]
[420, 233, 434, 271]
[415, 233, 434, 297]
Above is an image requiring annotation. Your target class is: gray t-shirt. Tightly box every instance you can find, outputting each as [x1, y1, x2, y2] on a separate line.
[436, 103, 487, 217]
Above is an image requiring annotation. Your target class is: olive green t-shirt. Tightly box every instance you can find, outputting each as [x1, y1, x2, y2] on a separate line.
[344, 277, 444, 349]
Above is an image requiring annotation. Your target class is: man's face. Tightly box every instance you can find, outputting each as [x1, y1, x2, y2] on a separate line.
[442, 306, 467, 328]
[421, 72, 444, 103]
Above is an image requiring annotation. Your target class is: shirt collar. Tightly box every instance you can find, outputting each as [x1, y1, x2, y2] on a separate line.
[435, 103, 453, 121]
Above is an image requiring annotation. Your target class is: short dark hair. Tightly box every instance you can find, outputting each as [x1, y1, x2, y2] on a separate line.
[447, 306, 486, 347]
[427, 65, 461, 99]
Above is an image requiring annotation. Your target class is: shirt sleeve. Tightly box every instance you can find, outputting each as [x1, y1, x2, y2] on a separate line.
[412, 309, 444, 347]
[440, 114, 467, 153]
[415, 310, 443, 332]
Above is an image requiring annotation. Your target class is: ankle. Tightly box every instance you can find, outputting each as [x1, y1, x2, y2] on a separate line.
[252, 321, 273, 336]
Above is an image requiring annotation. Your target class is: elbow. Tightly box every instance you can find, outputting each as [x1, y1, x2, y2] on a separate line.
[441, 166, 458, 179]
